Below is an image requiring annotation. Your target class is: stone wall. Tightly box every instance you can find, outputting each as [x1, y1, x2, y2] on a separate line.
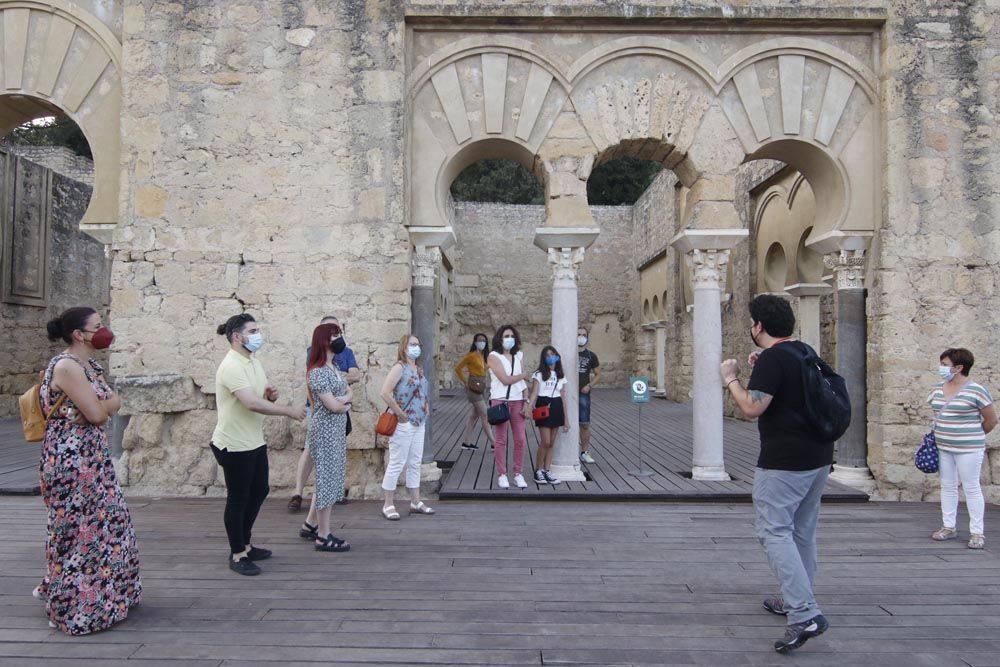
[0, 144, 96, 186]
[113, 0, 410, 497]
[0, 153, 108, 418]
[107, 0, 1000, 503]
[445, 201, 637, 389]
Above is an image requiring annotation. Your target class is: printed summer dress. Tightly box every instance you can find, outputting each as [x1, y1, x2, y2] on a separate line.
[38, 353, 142, 635]
[306, 365, 349, 508]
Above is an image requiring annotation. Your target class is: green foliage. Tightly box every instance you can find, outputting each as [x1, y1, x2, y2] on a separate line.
[6, 116, 92, 159]
[586, 158, 662, 205]
[450, 159, 544, 205]
[449, 157, 663, 206]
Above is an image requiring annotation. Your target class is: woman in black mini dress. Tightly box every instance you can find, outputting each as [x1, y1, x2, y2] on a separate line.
[527, 345, 569, 485]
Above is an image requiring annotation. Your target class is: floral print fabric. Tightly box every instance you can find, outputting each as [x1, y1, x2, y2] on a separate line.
[38, 353, 142, 635]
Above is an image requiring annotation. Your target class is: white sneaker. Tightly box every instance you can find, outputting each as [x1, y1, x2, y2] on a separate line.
[497, 474, 510, 489]
[580, 452, 596, 464]
[513, 474, 528, 489]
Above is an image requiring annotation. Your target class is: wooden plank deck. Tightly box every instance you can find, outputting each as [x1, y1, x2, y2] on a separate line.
[432, 389, 867, 502]
[2, 495, 999, 665]
[0, 419, 41, 495]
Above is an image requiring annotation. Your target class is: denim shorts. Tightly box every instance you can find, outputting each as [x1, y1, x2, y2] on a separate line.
[578, 391, 591, 424]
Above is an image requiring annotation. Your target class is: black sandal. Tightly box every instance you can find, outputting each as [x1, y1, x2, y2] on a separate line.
[299, 522, 318, 540]
[315, 533, 351, 552]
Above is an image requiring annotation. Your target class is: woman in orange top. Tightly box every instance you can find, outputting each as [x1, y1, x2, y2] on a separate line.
[454, 333, 495, 451]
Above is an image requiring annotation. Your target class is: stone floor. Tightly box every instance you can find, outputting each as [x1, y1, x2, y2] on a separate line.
[3, 494, 1000, 665]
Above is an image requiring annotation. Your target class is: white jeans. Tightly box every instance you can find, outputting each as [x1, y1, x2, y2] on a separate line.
[381, 421, 425, 491]
[939, 448, 986, 535]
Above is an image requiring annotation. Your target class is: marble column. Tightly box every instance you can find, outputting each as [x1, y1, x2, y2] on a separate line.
[786, 283, 831, 352]
[534, 227, 599, 482]
[825, 249, 874, 491]
[408, 227, 455, 465]
[671, 229, 747, 481]
[411, 247, 439, 464]
[546, 247, 587, 481]
[653, 322, 667, 397]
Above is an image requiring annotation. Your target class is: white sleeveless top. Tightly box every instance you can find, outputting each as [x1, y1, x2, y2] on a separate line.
[489, 350, 527, 402]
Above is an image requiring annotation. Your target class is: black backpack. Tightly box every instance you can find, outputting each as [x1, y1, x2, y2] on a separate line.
[779, 343, 852, 443]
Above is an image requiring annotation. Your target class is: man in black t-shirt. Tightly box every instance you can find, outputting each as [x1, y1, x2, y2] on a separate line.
[720, 295, 831, 654]
[577, 327, 601, 464]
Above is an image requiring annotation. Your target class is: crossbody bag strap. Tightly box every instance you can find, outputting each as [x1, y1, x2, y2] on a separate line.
[934, 382, 971, 428]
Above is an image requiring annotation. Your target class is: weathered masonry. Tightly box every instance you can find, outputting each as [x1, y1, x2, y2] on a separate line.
[1, 1, 996, 502]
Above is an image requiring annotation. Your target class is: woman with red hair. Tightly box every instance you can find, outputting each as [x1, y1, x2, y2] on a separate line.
[299, 322, 353, 552]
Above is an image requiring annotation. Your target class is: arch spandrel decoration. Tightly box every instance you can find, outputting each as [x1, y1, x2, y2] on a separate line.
[0, 1, 121, 241]
[408, 32, 879, 242]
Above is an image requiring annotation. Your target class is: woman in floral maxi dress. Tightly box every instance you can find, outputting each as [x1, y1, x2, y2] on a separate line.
[37, 307, 141, 635]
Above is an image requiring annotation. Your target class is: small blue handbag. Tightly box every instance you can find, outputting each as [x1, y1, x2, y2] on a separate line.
[914, 431, 939, 473]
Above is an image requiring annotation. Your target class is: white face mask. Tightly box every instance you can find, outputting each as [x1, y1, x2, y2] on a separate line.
[939, 365, 957, 381]
[407, 345, 421, 359]
[475, 341, 486, 351]
[243, 332, 263, 353]
[577, 335, 588, 347]
[502, 337, 516, 350]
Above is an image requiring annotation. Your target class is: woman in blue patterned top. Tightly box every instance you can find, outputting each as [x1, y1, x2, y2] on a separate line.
[927, 348, 997, 549]
[378, 333, 435, 520]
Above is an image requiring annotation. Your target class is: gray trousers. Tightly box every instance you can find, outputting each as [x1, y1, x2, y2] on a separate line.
[753, 465, 829, 624]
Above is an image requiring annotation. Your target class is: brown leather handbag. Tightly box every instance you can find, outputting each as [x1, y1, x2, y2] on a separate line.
[467, 374, 488, 394]
[374, 409, 398, 437]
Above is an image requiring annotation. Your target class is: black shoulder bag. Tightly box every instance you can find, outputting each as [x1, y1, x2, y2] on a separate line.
[487, 353, 515, 425]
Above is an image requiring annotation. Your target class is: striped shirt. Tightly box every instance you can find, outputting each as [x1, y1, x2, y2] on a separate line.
[927, 382, 994, 453]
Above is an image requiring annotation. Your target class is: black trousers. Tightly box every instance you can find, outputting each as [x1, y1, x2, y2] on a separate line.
[210, 443, 270, 554]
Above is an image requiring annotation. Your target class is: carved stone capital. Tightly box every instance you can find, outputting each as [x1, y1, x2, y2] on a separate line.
[824, 249, 866, 290]
[548, 247, 586, 287]
[689, 248, 730, 291]
[411, 247, 440, 289]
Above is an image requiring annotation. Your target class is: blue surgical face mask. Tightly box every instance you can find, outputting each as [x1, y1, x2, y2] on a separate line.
[502, 337, 515, 350]
[243, 332, 263, 353]
[546, 355, 560, 366]
[939, 365, 957, 381]
[475, 340, 486, 351]
[407, 345, 421, 359]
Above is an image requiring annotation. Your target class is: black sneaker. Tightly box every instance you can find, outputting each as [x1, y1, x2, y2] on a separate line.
[229, 556, 261, 576]
[460, 442, 479, 450]
[763, 596, 786, 616]
[247, 546, 272, 561]
[774, 614, 828, 653]
[534, 469, 547, 484]
[542, 470, 562, 485]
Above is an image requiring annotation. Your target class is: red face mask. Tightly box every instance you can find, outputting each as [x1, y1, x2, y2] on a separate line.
[87, 327, 115, 350]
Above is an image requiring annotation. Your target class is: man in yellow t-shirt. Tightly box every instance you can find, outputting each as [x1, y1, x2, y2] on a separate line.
[211, 313, 306, 576]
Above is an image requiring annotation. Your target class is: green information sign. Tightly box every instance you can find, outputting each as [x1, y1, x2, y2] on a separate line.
[629, 376, 650, 404]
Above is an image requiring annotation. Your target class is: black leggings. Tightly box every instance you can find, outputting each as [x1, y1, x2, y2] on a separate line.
[210, 443, 270, 555]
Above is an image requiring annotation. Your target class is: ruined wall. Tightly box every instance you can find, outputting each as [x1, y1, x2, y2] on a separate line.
[0, 154, 108, 417]
[867, 4, 1000, 501]
[113, 0, 408, 497]
[446, 202, 636, 388]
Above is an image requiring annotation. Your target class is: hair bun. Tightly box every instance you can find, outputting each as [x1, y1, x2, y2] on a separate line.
[216, 323, 228, 336]
[46, 318, 63, 342]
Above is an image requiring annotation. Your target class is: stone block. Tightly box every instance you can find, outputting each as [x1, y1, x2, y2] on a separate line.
[119, 375, 207, 415]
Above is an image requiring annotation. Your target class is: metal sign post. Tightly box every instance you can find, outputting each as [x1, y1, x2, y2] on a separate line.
[628, 376, 653, 477]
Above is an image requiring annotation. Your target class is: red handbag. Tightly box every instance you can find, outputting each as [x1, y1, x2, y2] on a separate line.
[531, 404, 550, 421]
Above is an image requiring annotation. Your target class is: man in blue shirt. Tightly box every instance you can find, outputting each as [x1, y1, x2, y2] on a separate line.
[288, 316, 361, 511]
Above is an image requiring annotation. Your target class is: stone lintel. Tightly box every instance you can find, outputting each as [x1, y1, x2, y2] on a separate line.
[670, 228, 748, 254]
[785, 283, 832, 298]
[408, 225, 456, 251]
[81, 224, 115, 245]
[533, 226, 600, 251]
[805, 229, 872, 255]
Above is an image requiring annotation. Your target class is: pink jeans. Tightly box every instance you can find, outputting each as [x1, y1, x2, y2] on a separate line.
[492, 399, 526, 476]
